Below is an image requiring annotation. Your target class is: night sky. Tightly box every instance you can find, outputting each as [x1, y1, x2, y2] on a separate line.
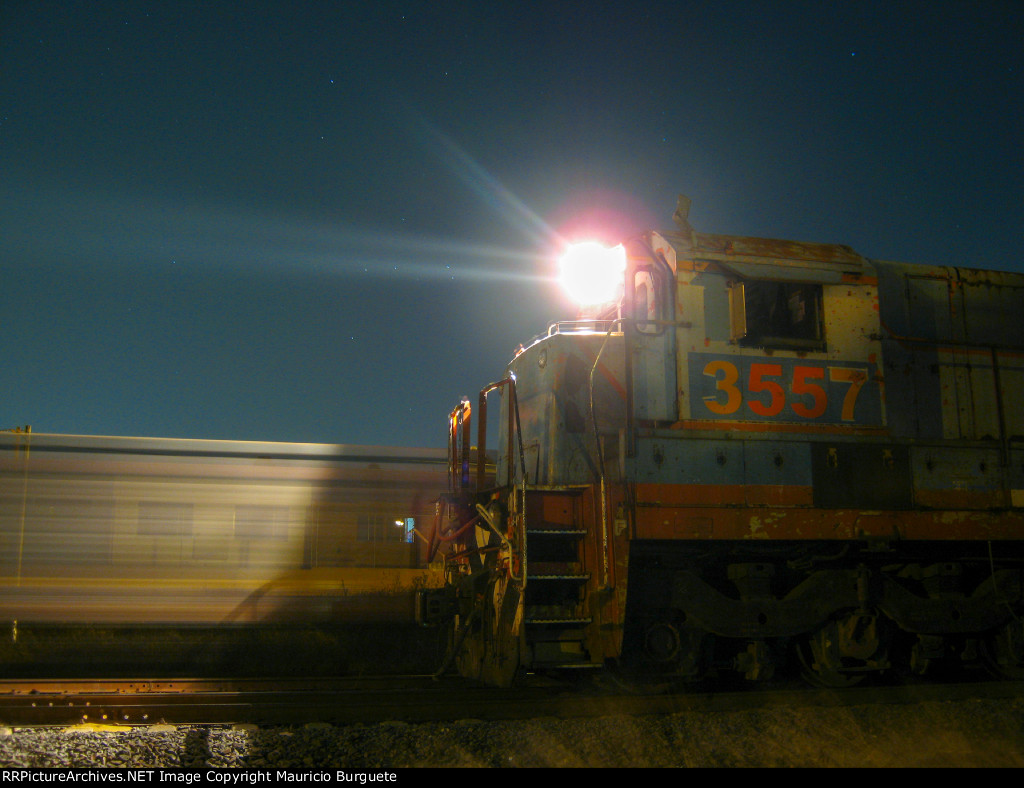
[2, 1, 1022, 448]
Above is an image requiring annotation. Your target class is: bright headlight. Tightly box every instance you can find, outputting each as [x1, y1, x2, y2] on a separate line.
[558, 242, 626, 305]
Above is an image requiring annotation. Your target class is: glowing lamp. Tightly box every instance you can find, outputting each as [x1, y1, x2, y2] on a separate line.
[558, 242, 626, 305]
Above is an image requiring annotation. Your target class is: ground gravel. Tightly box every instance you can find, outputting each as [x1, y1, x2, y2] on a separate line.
[2, 696, 1023, 767]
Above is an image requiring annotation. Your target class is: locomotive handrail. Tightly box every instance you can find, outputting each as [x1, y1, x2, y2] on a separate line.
[447, 399, 473, 496]
[476, 377, 527, 490]
[522, 320, 623, 349]
[445, 381, 529, 586]
[448, 379, 527, 494]
[545, 319, 621, 337]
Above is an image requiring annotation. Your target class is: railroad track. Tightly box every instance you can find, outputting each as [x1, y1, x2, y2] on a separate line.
[2, 674, 1022, 728]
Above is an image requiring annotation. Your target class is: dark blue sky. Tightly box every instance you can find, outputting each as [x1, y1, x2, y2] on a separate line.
[1, 1, 1022, 447]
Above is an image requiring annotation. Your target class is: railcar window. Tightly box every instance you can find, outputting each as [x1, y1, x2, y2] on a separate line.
[357, 514, 405, 543]
[137, 501, 193, 537]
[29, 497, 113, 563]
[735, 281, 824, 350]
[234, 504, 289, 540]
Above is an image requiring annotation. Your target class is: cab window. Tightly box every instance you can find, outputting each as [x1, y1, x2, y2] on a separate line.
[732, 281, 824, 350]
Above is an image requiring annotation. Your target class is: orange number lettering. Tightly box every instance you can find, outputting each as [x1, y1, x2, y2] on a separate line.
[829, 367, 867, 421]
[702, 360, 742, 415]
[791, 366, 828, 418]
[747, 364, 785, 416]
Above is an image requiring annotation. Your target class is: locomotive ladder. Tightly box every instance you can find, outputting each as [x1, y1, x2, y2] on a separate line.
[460, 383, 599, 673]
[522, 490, 597, 671]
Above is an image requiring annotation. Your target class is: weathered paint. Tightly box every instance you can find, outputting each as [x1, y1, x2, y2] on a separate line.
[502, 225, 1024, 597]
[474, 205, 1024, 680]
[633, 504, 1024, 542]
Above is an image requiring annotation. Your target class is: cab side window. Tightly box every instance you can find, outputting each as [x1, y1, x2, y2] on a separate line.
[732, 281, 824, 350]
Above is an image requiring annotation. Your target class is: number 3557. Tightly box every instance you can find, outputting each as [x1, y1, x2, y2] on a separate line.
[702, 361, 867, 421]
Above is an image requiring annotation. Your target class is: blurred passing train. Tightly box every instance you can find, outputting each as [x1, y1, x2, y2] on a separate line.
[421, 196, 1024, 687]
[0, 432, 447, 674]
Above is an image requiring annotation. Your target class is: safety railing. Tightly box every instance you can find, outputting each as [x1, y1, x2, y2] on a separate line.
[447, 377, 526, 496]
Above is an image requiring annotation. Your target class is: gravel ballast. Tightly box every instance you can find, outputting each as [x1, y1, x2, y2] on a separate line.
[2, 695, 1024, 768]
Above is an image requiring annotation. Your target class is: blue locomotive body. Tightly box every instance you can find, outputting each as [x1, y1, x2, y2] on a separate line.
[425, 198, 1024, 686]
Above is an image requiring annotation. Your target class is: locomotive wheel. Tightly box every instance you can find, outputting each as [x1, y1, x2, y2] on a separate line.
[981, 620, 1024, 680]
[797, 637, 864, 688]
[796, 612, 888, 688]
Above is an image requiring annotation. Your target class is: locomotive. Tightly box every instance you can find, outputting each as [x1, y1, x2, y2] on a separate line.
[420, 195, 1024, 687]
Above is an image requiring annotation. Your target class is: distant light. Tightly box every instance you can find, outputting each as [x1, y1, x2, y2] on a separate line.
[558, 242, 626, 305]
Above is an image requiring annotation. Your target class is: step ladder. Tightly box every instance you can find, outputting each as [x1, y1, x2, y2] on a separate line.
[522, 492, 597, 670]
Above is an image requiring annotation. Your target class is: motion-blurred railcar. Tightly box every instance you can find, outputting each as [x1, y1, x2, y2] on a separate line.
[0, 433, 446, 632]
[421, 196, 1024, 686]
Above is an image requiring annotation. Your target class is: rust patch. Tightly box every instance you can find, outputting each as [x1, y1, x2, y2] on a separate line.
[632, 504, 1024, 541]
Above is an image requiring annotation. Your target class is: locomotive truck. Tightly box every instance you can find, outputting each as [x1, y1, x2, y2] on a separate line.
[420, 195, 1024, 687]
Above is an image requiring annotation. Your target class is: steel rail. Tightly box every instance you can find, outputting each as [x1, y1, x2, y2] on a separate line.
[1, 675, 1021, 728]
